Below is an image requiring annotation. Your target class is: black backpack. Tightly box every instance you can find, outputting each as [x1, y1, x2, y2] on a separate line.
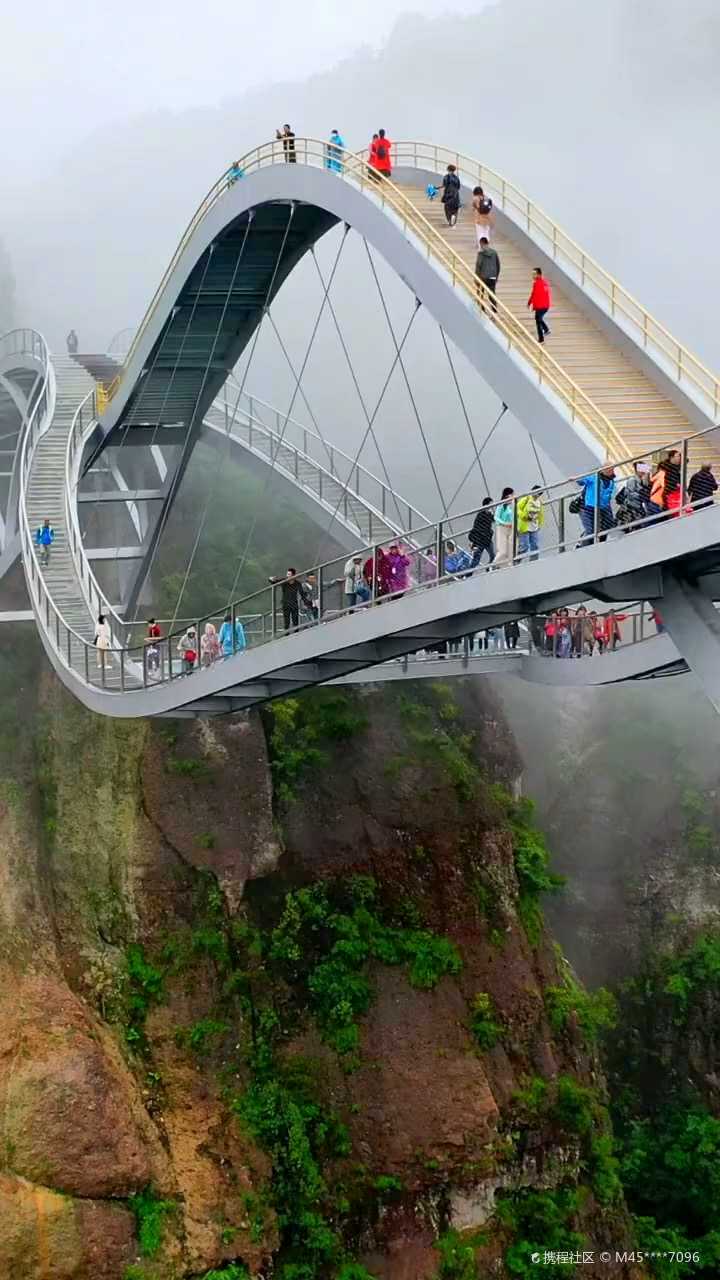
[445, 173, 460, 192]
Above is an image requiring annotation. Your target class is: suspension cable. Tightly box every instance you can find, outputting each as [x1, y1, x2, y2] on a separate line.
[308, 237, 406, 531]
[362, 239, 450, 520]
[439, 326, 492, 501]
[224, 219, 356, 607]
[311, 300, 424, 557]
[445, 402, 508, 514]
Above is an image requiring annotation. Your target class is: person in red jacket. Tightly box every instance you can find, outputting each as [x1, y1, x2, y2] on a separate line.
[527, 267, 552, 344]
[369, 128, 392, 178]
[603, 609, 627, 651]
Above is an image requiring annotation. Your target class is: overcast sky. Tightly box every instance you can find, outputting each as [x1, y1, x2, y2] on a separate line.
[3, 0, 481, 180]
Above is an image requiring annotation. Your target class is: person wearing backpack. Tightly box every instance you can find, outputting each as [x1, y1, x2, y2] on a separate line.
[440, 164, 461, 227]
[472, 187, 494, 246]
[370, 128, 392, 178]
[35, 518, 55, 567]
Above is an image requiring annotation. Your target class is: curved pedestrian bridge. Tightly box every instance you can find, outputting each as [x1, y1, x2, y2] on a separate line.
[6, 137, 720, 717]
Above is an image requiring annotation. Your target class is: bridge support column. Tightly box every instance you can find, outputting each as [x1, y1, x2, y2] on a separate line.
[654, 571, 720, 713]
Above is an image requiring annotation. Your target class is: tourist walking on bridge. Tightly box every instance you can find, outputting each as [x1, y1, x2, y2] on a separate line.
[517, 485, 544, 560]
[369, 128, 392, 179]
[444, 540, 472, 575]
[177, 626, 197, 674]
[649, 449, 682, 519]
[475, 238, 500, 312]
[472, 187, 494, 246]
[326, 129, 344, 172]
[504, 619, 520, 650]
[688, 462, 717, 510]
[343, 555, 366, 608]
[603, 609, 626, 651]
[616, 461, 651, 528]
[201, 622, 221, 668]
[469, 497, 495, 566]
[440, 164, 461, 227]
[385, 542, 411, 596]
[493, 487, 515, 566]
[269, 568, 302, 632]
[66, 329, 79, 355]
[35, 518, 55, 567]
[576, 466, 616, 544]
[277, 124, 296, 162]
[94, 614, 113, 669]
[528, 268, 552, 343]
[218, 613, 246, 656]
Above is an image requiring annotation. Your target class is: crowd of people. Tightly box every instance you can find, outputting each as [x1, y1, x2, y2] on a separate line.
[260, 132, 554, 341]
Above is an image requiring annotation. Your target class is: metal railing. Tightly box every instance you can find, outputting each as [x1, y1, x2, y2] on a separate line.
[29, 417, 720, 698]
[65, 388, 132, 644]
[0, 329, 51, 554]
[209, 377, 428, 537]
[393, 141, 720, 421]
[99, 137, 627, 461]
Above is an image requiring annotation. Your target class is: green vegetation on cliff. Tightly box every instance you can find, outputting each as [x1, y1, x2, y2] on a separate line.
[607, 927, 720, 1277]
[264, 691, 368, 806]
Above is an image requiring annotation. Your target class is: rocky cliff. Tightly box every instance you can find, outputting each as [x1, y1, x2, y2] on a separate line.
[0, 634, 641, 1278]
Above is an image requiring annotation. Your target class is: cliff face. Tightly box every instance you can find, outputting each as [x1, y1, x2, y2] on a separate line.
[0, 642, 640, 1279]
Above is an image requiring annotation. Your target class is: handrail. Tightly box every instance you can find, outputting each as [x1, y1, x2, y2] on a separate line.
[15, 333, 85, 659]
[0, 328, 50, 553]
[106, 327, 135, 357]
[64, 389, 130, 643]
[39, 411, 720, 696]
[104, 138, 627, 462]
[393, 140, 720, 420]
[213, 376, 428, 534]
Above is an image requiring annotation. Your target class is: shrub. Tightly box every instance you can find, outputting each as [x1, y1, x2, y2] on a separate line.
[545, 972, 617, 1043]
[265, 691, 367, 807]
[497, 1188, 584, 1279]
[513, 1076, 549, 1116]
[269, 881, 461, 1057]
[434, 1228, 485, 1278]
[166, 755, 212, 781]
[551, 1076, 596, 1137]
[128, 1187, 176, 1257]
[373, 1174, 403, 1197]
[176, 1018, 229, 1054]
[124, 944, 164, 1052]
[663, 933, 720, 1019]
[469, 992, 502, 1050]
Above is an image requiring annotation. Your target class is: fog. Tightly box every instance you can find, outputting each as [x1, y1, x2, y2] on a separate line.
[3, 0, 720, 975]
[3, 0, 720, 511]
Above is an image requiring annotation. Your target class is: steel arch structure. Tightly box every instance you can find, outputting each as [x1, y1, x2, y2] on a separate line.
[11, 139, 720, 718]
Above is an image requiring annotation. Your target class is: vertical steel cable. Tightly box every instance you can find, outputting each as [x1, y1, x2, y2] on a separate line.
[311, 302, 424, 557]
[224, 219, 357, 606]
[308, 239, 406, 530]
[362, 239, 450, 520]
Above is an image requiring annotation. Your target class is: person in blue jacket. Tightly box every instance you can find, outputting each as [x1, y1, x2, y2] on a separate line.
[35, 518, 54, 566]
[218, 613, 246, 656]
[444, 539, 473, 576]
[326, 129, 344, 173]
[576, 466, 616, 545]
